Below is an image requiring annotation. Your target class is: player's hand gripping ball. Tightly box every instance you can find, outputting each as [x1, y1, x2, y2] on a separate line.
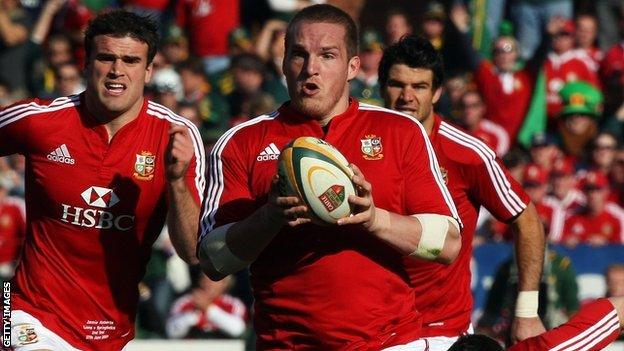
[277, 137, 357, 225]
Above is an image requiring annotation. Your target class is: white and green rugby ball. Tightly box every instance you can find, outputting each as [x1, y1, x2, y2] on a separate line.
[277, 137, 356, 225]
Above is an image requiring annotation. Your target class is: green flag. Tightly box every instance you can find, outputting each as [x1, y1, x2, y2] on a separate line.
[518, 69, 547, 148]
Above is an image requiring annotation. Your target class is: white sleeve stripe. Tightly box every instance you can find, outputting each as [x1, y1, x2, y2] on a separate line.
[440, 123, 526, 216]
[549, 310, 618, 351]
[199, 112, 279, 240]
[479, 120, 510, 156]
[146, 102, 206, 203]
[0, 96, 79, 129]
[358, 104, 461, 225]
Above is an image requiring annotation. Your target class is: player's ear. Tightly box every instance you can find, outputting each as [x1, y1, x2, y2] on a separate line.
[347, 55, 360, 81]
[432, 86, 442, 104]
[144, 62, 154, 84]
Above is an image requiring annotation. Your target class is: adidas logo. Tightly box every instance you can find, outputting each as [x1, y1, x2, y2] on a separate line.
[47, 144, 75, 165]
[256, 143, 280, 162]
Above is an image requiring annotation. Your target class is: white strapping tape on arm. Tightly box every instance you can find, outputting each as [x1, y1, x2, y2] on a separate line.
[411, 214, 458, 260]
[515, 291, 539, 318]
[200, 223, 249, 275]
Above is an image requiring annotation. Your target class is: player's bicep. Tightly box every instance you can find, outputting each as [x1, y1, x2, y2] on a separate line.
[182, 124, 206, 207]
[198, 140, 255, 242]
[0, 103, 33, 156]
[403, 129, 459, 223]
[471, 157, 529, 222]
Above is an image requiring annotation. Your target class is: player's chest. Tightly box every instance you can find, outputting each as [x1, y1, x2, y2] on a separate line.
[248, 129, 404, 201]
[28, 128, 168, 215]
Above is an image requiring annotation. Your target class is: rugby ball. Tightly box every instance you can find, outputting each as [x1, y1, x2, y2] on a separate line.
[277, 137, 356, 225]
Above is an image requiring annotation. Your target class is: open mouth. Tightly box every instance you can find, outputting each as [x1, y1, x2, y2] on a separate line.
[104, 82, 126, 95]
[301, 82, 319, 96]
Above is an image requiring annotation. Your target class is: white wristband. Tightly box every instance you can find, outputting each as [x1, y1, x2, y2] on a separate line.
[411, 214, 449, 260]
[515, 291, 539, 318]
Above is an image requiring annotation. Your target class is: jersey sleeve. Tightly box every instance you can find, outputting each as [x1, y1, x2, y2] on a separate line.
[198, 134, 256, 241]
[403, 123, 461, 226]
[509, 298, 621, 351]
[180, 121, 206, 207]
[467, 153, 530, 222]
[0, 99, 40, 156]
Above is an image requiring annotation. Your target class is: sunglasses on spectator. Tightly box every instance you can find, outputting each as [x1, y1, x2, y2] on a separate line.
[594, 144, 616, 151]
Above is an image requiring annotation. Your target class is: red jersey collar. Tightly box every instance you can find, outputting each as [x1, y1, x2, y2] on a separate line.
[277, 97, 360, 126]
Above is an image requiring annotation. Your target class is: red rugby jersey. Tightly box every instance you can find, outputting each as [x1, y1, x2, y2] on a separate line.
[0, 94, 205, 350]
[407, 115, 529, 337]
[475, 60, 534, 141]
[509, 298, 620, 351]
[199, 100, 460, 350]
[561, 209, 623, 245]
[0, 196, 25, 263]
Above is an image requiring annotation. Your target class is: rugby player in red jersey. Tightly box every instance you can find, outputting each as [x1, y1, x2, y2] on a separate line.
[0, 10, 204, 350]
[379, 35, 547, 350]
[198, 4, 462, 350]
[448, 296, 624, 351]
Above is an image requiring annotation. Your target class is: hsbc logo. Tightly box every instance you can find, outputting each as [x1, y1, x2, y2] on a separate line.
[61, 186, 135, 231]
[81, 186, 119, 208]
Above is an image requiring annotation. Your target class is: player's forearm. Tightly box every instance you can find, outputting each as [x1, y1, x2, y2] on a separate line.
[371, 209, 461, 264]
[512, 202, 545, 291]
[167, 179, 200, 265]
[199, 204, 282, 280]
[0, 13, 27, 46]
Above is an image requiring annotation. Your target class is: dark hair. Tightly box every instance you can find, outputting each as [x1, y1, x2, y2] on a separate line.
[448, 335, 505, 351]
[285, 4, 359, 58]
[84, 10, 159, 65]
[378, 35, 444, 89]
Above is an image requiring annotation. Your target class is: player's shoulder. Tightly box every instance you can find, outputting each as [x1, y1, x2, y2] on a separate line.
[357, 103, 427, 133]
[210, 109, 280, 154]
[437, 120, 497, 165]
[1, 95, 79, 121]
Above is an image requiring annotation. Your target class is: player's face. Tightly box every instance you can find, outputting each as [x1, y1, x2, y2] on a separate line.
[283, 21, 359, 123]
[85, 35, 153, 120]
[382, 64, 441, 124]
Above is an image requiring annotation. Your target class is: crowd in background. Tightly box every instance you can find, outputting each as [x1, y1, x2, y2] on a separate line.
[1, 0, 624, 348]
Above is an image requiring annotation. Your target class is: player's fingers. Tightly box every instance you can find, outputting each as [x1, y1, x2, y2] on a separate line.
[336, 212, 368, 226]
[351, 175, 372, 195]
[287, 217, 312, 227]
[347, 194, 371, 208]
[275, 196, 301, 207]
[283, 205, 308, 217]
[169, 123, 189, 135]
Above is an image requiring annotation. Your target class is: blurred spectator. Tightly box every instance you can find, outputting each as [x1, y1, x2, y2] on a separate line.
[600, 36, 624, 138]
[436, 72, 469, 122]
[457, 90, 510, 157]
[546, 157, 582, 242]
[384, 8, 412, 45]
[606, 264, 624, 298]
[561, 170, 624, 247]
[575, 13, 602, 66]
[228, 27, 254, 57]
[0, 0, 32, 97]
[254, 19, 288, 105]
[545, 18, 600, 120]
[0, 178, 25, 281]
[151, 67, 184, 111]
[160, 26, 190, 66]
[175, 0, 240, 74]
[451, 4, 547, 142]
[596, 0, 624, 51]
[123, 0, 170, 24]
[225, 53, 275, 125]
[421, 1, 446, 51]
[166, 271, 247, 339]
[477, 247, 579, 345]
[26, 0, 70, 97]
[0, 78, 14, 106]
[266, 0, 326, 21]
[178, 57, 231, 141]
[587, 132, 619, 174]
[556, 80, 603, 158]
[51, 61, 84, 97]
[610, 147, 624, 206]
[522, 164, 555, 235]
[350, 29, 383, 106]
[510, 0, 573, 61]
[528, 132, 560, 174]
[177, 101, 216, 148]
